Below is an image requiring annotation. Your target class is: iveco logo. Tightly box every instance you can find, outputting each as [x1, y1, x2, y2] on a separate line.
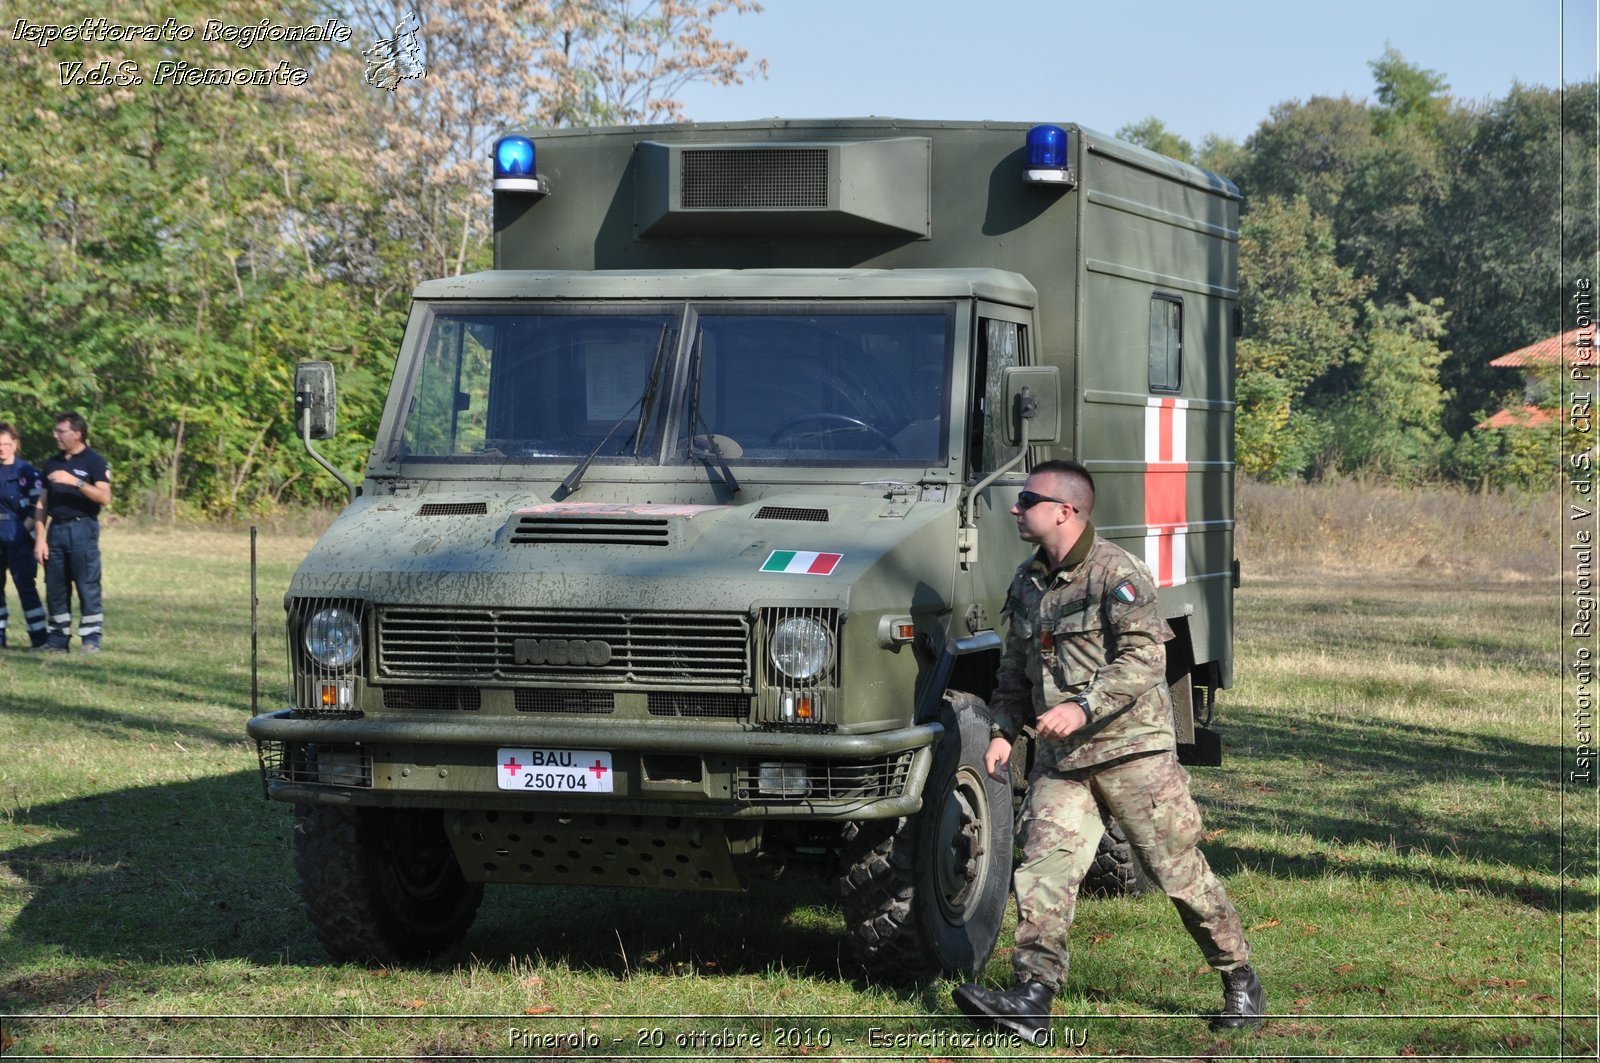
[513, 638, 613, 667]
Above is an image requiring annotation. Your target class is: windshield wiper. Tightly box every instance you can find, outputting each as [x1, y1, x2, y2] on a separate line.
[683, 327, 740, 494]
[557, 323, 672, 498]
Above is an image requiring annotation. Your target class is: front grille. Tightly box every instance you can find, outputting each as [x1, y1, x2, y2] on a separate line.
[681, 148, 829, 209]
[377, 608, 751, 686]
[382, 686, 481, 711]
[508, 516, 670, 546]
[647, 692, 750, 719]
[733, 753, 913, 803]
[516, 690, 616, 715]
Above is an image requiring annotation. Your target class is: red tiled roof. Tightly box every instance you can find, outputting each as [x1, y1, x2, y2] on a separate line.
[1491, 328, 1598, 367]
[1477, 405, 1557, 429]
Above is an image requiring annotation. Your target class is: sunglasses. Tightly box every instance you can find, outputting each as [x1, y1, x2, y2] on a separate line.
[1016, 490, 1073, 511]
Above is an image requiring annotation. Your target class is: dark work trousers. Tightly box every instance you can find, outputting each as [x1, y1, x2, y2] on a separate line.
[0, 534, 47, 646]
[44, 518, 102, 648]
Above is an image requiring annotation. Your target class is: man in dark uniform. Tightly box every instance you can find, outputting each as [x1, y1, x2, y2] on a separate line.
[33, 411, 112, 654]
[953, 459, 1264, 1043]
[0, 422, 48, 648]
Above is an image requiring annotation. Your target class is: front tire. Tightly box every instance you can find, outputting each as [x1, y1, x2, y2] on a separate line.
[294, 805, 484, 964]
[839, 692, 1013, 982]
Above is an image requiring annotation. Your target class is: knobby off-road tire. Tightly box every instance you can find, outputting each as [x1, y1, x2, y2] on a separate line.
[839, 692, 1013, 983]
[1079, 819, 1151, 897]
[294, 804, 484, 964]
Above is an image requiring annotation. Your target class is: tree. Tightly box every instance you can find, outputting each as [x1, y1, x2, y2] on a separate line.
[0, 0, 766, 516]
[1116, 117, 1194, 164]
[1330, 297, 1451, 481]
[1233, 196, 1371, 479]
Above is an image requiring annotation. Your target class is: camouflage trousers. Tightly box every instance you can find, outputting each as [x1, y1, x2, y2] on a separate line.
[1011, 749, 1250, 989]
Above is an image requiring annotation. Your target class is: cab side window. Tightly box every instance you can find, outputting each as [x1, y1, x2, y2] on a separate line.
[970, 318, 1025, 475]
[1149, 294, 1182, 393]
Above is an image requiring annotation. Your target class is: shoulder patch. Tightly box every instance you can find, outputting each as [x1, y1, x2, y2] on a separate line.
[1112, 579, 1139, 604]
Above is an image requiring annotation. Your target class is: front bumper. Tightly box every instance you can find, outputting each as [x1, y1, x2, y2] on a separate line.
[247, 709, 941, 819]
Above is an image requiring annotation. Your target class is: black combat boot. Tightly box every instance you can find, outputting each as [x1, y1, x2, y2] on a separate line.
[1210, 963, 1266, 1030]
[952, 979, 1055, 1045]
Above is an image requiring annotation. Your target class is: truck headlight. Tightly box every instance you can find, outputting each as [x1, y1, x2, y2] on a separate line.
[769, 617, 832, 681]
[304, 607, 361, 669]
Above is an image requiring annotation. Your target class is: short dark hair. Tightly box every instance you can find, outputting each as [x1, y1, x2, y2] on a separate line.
[1030, 458, 1095, 514]
[54, 411, 89, 445]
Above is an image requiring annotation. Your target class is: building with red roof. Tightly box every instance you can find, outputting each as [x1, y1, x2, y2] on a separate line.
[1477, 327, 1595, 428]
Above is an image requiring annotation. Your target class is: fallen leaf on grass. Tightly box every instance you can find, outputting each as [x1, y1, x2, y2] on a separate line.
[1503, 1035, 1533, 1049]
[1089, 932, 1115, 945]
[1399, 1047, 1419, 1056]
[520, 976, 544, 990]
[1249, 918, 1281, 931]
[1202, 829, 1227, 841]
[1333, 963, 1355, 974]
[1, 1031, 16, 1052]
[524, 1005, 554, 1015]
[396, 999, 427, 1010]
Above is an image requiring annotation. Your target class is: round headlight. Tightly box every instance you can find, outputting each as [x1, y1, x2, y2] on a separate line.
[769, 617, 832, 681]
[304, 607, 361, 669]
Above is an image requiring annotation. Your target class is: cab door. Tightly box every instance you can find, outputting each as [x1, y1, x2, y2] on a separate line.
[957, 307, 1038, 640]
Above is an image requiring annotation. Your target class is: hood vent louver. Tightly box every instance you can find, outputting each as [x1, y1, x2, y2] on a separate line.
[418, 502, 488, 516]
[509, 515, 670, 546]
[755, 506, 830, 523]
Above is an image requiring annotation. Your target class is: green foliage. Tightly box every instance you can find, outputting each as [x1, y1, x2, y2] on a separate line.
[1115, 116, 1195, 163]
[0, 0, 760, 517]
[1328, 298, 1451, 482]
[1227, 49, 1596, 485]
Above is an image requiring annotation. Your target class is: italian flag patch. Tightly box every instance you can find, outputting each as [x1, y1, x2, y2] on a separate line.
[761, 550, 843, 576]
[1112, 579, 1138, 603]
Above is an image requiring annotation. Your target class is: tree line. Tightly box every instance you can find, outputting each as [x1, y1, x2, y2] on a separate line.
[1122, 48, 1594, 488]
[0, 13, 1584, 516]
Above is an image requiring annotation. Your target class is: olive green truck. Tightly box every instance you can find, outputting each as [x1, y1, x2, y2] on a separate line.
[247, 119, 1241, 980]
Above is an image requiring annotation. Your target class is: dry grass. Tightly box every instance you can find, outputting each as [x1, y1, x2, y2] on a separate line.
[1237, 478, 1559, 579]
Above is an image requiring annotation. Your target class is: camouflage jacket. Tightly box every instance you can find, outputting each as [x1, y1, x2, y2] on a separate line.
[989, 526, 1175, 770]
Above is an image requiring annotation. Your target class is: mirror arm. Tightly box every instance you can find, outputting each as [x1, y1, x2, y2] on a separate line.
[300, 403, 356, 503]
[961, 407, 1031, 527]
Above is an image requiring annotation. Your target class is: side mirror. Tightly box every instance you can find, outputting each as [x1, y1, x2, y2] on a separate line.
[1001, 365, 1061, 446]
[295, 361, 337, 440]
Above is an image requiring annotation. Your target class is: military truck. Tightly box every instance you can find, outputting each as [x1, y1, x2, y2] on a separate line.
[248, 119, 1240, 980]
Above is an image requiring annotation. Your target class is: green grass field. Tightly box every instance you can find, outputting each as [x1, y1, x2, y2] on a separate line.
[0, 494, 1591, 1060]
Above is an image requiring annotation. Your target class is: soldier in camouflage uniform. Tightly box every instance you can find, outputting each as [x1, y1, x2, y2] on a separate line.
[953, 459, 1264, 1043]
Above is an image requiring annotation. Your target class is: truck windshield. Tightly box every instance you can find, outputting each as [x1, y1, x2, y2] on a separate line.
[395, 301, 952, 467]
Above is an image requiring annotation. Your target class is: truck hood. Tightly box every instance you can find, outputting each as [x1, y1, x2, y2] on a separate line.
[289, 491, 956, 613]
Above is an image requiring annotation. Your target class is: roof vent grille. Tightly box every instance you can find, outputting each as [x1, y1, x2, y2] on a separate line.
[681, 148, 828, 209]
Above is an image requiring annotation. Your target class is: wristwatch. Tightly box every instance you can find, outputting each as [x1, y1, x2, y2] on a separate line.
[1067, 694, 1094, 723]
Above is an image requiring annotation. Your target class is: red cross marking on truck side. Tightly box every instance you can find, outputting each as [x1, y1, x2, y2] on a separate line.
[503, 756, 522, 777]
[588, 759, 609, 781]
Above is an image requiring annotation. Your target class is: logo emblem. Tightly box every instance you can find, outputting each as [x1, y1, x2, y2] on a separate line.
[512, 638, 613, 667]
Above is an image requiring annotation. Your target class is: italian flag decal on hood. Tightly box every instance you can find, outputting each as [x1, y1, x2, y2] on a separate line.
[761, 550, 843, 575]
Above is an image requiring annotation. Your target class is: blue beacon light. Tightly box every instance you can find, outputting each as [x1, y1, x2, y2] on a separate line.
[1024, 125, 1073, 185]
[493, 135, 546, 194]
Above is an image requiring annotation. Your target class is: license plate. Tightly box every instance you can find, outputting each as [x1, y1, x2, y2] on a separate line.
[496, 748, 614, 793]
